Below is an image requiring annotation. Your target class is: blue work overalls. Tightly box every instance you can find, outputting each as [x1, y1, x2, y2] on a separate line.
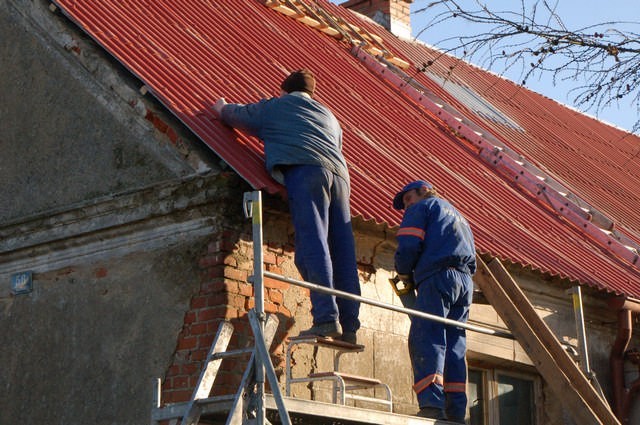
[410, 268, 473, 420]
[395, 196, 476, 420]
[284, 165, 361, 334]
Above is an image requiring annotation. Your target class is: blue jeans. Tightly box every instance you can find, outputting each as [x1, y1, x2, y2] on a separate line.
[409, 268, 472, 419]
[283, 165, 360, 333]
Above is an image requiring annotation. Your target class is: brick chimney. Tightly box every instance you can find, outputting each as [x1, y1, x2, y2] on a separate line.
[340, 0, 413, 39]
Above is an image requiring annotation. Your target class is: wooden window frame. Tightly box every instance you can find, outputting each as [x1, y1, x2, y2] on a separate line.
[469, 367, 542, 425]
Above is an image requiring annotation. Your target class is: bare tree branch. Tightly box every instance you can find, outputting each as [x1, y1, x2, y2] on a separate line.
[414, 0, 640, 133]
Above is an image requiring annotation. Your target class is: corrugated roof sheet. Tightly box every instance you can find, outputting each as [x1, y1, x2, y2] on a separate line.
[52, 0, 640, 297]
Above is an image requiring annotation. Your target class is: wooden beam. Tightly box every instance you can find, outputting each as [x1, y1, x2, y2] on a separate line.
[475, 257, 620, 425]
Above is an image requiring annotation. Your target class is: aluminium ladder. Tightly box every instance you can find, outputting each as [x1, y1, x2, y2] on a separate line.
[151, 191, 292, 425]
[150, 312, 287, 425]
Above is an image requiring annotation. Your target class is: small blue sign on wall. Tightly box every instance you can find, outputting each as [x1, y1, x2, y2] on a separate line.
[11, 271, 33, 295]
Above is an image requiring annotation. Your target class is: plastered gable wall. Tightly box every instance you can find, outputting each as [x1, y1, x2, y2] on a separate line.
[0, 173, 251, 425]
[0, 0, 213, 224]
[0, 1, 244, 423]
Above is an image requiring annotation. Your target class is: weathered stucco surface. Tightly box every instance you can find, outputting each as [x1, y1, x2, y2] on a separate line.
[0, 1, 235, 423]
[0, 0, 211, 224]
[1, 244, 203, 424]
[0, 171, 249, 425]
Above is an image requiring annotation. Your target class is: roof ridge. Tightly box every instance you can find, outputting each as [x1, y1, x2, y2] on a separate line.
[264, 0, 411, 69]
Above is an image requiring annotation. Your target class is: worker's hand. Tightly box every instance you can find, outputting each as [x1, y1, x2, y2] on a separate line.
[389, 273, 415, 296]
[397, 273, 414, 286]
[212, 98, 227, 117]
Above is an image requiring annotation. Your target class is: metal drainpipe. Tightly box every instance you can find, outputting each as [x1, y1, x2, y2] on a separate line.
[609, 296, 639, 424]
[623, 361, 640, 422]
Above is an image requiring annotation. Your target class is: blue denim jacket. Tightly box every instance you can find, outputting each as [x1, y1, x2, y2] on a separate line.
[220, 92, 349, 184]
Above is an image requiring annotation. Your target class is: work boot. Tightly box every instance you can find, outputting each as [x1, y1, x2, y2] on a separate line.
[298, 321, 342, 338]
[416, 406, 446, 420]
[340, 331, 358, 344]
[446, 407, 466, 423]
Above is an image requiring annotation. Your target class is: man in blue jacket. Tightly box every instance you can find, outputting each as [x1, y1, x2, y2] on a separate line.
[212, 69, 360, 344]
[393, 180, 476, 423]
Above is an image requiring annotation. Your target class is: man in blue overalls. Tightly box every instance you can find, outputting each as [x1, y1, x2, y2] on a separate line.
[212, 69, 360, 344]
[393, 180, 476, 423]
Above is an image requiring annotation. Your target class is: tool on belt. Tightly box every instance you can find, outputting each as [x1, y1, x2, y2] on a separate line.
[389, 273, 417, 309]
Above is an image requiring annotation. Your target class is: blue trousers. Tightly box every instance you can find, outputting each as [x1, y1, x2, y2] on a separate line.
[283, 165, 360, 333]
[409, 268, 472, 420]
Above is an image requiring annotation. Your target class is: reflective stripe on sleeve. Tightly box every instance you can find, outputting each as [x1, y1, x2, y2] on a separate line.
[397, 227, 425, 240]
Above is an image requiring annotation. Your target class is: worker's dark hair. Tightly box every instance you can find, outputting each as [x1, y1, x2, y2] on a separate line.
[281, 69, 316, 96]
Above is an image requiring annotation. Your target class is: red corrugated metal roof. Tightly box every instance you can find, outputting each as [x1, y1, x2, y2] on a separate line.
[382, 35, 640, 239]
[52, 0, 640, 297]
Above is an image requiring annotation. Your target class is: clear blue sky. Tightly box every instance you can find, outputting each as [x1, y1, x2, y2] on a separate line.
[330, 0, 639, 133]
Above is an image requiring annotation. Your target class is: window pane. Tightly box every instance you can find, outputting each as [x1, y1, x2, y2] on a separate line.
[497, 374, 534, 425]
[468, 369, 484, 425]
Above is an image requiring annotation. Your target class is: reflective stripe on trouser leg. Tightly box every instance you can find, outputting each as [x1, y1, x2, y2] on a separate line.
[409, 278, 447, 409]
[413, 373, 444, 394]
[410, 269, 472, 410]
[443, 269, 473, 420]
[444, 382, 466, 392]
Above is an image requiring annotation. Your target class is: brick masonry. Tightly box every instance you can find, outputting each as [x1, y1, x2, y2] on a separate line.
[160, 228, 303, 403]
[342, 0, 412, 33]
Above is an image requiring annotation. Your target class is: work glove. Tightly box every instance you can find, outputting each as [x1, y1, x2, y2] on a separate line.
[389, 273, 415, 296]
[397, 273, 414, 286]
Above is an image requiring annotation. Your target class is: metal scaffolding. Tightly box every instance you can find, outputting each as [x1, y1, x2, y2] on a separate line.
[238, 191, 513, 424]
[154, 191, 515, 425]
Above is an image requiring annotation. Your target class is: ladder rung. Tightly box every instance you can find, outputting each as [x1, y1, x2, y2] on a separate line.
[211, 347, 253, 360]
[309, 371, 382, 386]
[287, 335, 364, 352]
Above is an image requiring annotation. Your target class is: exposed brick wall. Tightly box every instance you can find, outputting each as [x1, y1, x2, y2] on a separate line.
[390, 0, 411, 29]
[160, 228, 301, 405]
[342, 0, 412, 32]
